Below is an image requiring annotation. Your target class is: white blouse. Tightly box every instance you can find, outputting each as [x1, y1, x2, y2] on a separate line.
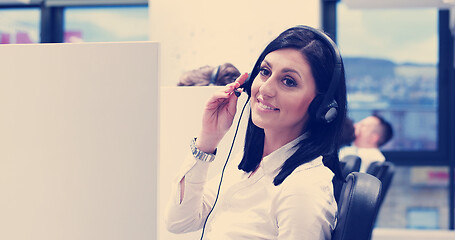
[164, 136, 337, 240]
[339, 145, 385, 172]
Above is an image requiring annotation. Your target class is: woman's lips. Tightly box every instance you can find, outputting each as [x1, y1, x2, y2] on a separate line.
[257, 98, 279, 111]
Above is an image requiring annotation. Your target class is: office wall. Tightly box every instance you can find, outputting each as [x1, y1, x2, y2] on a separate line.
[149, 0, 321, 86]
[0, 42, 159, 240]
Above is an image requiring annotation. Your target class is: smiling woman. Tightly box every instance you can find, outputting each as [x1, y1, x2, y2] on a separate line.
[164, 25, 348, 240]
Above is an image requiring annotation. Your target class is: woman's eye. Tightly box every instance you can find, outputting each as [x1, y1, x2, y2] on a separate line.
[259, 68, 271, 76]
[282, 77, 297, 87]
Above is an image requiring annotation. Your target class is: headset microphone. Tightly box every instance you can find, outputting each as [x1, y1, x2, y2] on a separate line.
[212, 67, 244, 97]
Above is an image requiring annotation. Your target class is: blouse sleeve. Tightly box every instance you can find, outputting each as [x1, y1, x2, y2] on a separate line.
[163, 149, 219, 234]
[275, 170, 337, 240]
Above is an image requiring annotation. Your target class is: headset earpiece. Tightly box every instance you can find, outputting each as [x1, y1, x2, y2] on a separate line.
[309, 94, 337, 123]
[323, 99, 338, 123]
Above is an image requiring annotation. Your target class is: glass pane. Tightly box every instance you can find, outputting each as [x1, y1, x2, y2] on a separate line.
[64, 6, 148, 43]
[0, 8, 40, 44]
[375, 166, 449, 229]
[338, 3, 438, 151]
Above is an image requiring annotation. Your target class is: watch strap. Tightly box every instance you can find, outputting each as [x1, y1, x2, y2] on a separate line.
[190, 137, 216, 162]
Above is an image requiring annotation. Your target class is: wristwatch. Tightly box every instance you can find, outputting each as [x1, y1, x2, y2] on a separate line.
[190, 137, 216, 162]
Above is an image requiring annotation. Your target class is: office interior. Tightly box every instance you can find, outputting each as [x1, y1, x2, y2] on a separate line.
[1, 0, 454, 240]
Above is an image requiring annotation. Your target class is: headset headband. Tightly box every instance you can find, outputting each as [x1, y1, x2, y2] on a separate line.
[298, 25, 342, 123]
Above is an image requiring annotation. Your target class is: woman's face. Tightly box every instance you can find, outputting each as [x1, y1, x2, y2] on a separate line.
[251, 48, 317, 138]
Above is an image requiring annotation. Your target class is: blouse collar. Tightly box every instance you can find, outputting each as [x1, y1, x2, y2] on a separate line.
[260, 132, 321, 176]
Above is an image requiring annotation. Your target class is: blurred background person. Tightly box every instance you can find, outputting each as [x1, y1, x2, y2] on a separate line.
[177, 62, 241, 86]
[339, 114, 394, 172]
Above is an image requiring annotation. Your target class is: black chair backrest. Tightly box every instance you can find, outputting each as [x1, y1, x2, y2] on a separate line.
[340, 155, 361, 178]
[334, 154, 362, 202]
[366, 161, 395, 208]
[332, 172, 382, 240]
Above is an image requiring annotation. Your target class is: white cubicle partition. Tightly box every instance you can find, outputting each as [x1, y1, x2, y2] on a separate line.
[0, 42, 159, 240]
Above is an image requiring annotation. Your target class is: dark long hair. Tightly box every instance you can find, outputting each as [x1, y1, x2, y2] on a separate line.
[238, 26, 347, 185]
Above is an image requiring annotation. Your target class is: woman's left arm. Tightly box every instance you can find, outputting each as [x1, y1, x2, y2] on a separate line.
[163, 155, 218, 233]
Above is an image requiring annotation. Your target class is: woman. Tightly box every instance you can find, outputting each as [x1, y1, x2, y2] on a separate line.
[165, 25, 347, 240]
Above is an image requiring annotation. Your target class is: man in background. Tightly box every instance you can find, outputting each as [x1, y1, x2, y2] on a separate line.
[339, 114, 394, 172]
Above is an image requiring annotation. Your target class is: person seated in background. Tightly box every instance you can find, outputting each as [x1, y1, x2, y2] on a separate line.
[339, 114, 394, 172]
[177, 62, 241, 86]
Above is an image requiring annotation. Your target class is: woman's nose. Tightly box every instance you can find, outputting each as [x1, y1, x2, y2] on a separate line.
[259, 75, 276, 97]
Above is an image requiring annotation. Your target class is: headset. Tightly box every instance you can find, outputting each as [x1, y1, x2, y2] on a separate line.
[209, 65, 221, 86]
[240, 25, 342, 124]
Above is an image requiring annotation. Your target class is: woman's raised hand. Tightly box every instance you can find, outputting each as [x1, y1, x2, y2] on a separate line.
[196, 73, 249, 153]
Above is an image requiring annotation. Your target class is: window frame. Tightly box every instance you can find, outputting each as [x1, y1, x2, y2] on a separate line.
[0, 0, 148, 43]
[323, 0, 455, 229]
[382, 10, 451, 167]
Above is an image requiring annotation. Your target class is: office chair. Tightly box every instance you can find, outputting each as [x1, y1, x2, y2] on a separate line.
[332, 172, 382, 240]
[340, 154, 361, 178]
[334, 154, 362, 202]
[366, 161, 395, 208]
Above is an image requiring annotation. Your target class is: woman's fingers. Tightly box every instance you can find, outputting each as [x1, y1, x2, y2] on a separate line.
[205, 72, 250, 116]
[208, 72, 249, 113]
[199, 73, 250, 147]
[236, 72, 249, 86]
[207, 73, 247, 108]
[206, 91, 231, 108]
[223, 72, 249, 95]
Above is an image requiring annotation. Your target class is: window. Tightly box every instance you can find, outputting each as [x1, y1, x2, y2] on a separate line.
[0, 1, 148, 44]
[338, 3, 438, 151]
[64, 6, 148, 43]
[0, 8, 40, 44]
[407, 207, 440, 229]
[335, 1, 454, 230]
